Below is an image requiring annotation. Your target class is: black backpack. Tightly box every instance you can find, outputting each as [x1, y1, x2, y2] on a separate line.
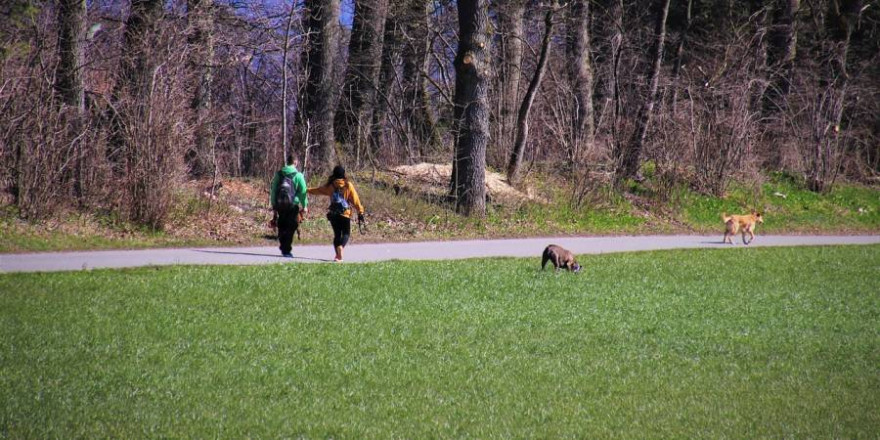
[275, 172, 297, 212]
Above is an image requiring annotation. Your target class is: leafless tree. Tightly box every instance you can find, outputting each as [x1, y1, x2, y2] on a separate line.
[507, 5, 556, 185]
[54, 0, 88, 200]
[401, 0, 441, 158]
[370, 8, 402, 164]
[281, 1, 297, 163]
[668, 0, 692, 116]
[450, 0, 490, 216]
[495, 0, 525, 166]
[116, 0, 164, 101]
[566, 0, 595, 166]
[762, 0, 800, 116]
[592, 0, 623, 129]
[186, 0, 215, 177]
[614, 0, 671, 184]
[335, 0, 388, 159]
[55, 0, 86, 112]
[806, 0, 862, 192]
[4, 0, 880, 231]
[300, 0, 340, 173]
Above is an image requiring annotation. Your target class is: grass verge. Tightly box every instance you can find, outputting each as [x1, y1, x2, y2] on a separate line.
[3, 172, 879, 253]
[2, 245, 878, 437]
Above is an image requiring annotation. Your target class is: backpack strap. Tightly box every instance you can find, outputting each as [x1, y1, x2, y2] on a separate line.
[291, 171, 303, 200]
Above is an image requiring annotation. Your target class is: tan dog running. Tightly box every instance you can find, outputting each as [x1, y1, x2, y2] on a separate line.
[722, 212, 764, 245]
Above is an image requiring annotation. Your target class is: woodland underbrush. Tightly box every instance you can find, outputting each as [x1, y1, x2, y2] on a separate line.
[2, 166, 878, 253]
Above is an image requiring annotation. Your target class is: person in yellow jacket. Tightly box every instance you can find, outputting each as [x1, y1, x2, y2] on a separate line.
[307, 165, 365, 262]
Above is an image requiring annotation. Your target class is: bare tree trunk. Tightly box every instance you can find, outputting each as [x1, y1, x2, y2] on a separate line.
[114, 0, 179, 228]
[117, 0, 164, 99]
[762, 0, 799, 116]
[301, 0, 340, 173]
[55, 0, 86, 112]
[507, 7, 555, 185]
[370, 8, 400, 162]
[186, 0, 215, 177]
[566, 0, 595, 166]
[401, 0, 439, 158]
[615, 0, 671, 184]
[335, 0, 388, 153]
[450, 0, 490, 216]
[593, 0, 623, 118]
[748, 0, 771, 115]
[55, 0, 87, 200]
[810, 0, 861, 192]
[110, 0, 163, 168]
[281, 2, 295, 163]
[496, 0, 525, 163]
[669, 0, 693, 116]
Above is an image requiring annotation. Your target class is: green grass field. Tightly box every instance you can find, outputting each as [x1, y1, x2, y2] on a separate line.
[2, 245, 879, 437]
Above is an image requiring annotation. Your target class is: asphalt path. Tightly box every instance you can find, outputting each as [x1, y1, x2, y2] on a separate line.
[1, 235, 878, 273]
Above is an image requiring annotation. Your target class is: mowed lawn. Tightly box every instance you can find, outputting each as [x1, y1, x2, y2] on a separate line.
[1, 246, 878, 438]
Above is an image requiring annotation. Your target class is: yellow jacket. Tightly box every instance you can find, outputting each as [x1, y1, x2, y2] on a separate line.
[307, 178, 365, 219]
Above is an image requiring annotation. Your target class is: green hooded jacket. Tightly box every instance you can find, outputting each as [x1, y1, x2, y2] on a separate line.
[269, 165, 308, 210]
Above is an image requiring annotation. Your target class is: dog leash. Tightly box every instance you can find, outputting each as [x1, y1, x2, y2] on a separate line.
[357, 215, 368, 234]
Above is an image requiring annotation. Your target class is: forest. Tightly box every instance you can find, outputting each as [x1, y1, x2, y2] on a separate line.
[1, 0, 878, 228]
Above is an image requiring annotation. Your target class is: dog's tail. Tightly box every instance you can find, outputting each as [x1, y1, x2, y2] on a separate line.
[721, 212, 732, 223]
[541, 247, 550, 270]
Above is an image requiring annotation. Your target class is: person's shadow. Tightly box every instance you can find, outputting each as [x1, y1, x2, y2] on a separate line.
[195, 249, 332, 262]
[700, 241, 729, 245]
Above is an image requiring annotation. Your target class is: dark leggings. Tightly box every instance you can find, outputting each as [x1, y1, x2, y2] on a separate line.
[328, 214, 351, 248]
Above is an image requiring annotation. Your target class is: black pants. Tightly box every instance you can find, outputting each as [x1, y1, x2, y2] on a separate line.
[328, 213, 351, 248]
[277, 206, 300, 254]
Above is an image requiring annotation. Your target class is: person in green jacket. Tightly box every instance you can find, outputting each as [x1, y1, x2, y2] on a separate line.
[269, 155, 308, 257]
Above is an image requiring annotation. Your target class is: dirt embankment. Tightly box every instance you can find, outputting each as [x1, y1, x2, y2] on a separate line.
[386, 163, 542, 204]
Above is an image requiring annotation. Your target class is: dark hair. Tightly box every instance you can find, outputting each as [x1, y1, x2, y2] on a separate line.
[326, 165, 346, 184]
[286, 155, 296, 166]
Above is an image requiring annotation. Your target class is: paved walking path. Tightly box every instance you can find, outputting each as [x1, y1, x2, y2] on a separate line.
[2, 235, 878, 273]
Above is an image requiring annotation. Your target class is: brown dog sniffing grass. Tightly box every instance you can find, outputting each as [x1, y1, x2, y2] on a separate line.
[542, 244, 582, 272]
[722, 212, 764, 245]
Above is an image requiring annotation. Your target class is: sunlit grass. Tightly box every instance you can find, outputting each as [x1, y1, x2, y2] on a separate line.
[2, 245, 878, 437]
[667, 172, 880, 233]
